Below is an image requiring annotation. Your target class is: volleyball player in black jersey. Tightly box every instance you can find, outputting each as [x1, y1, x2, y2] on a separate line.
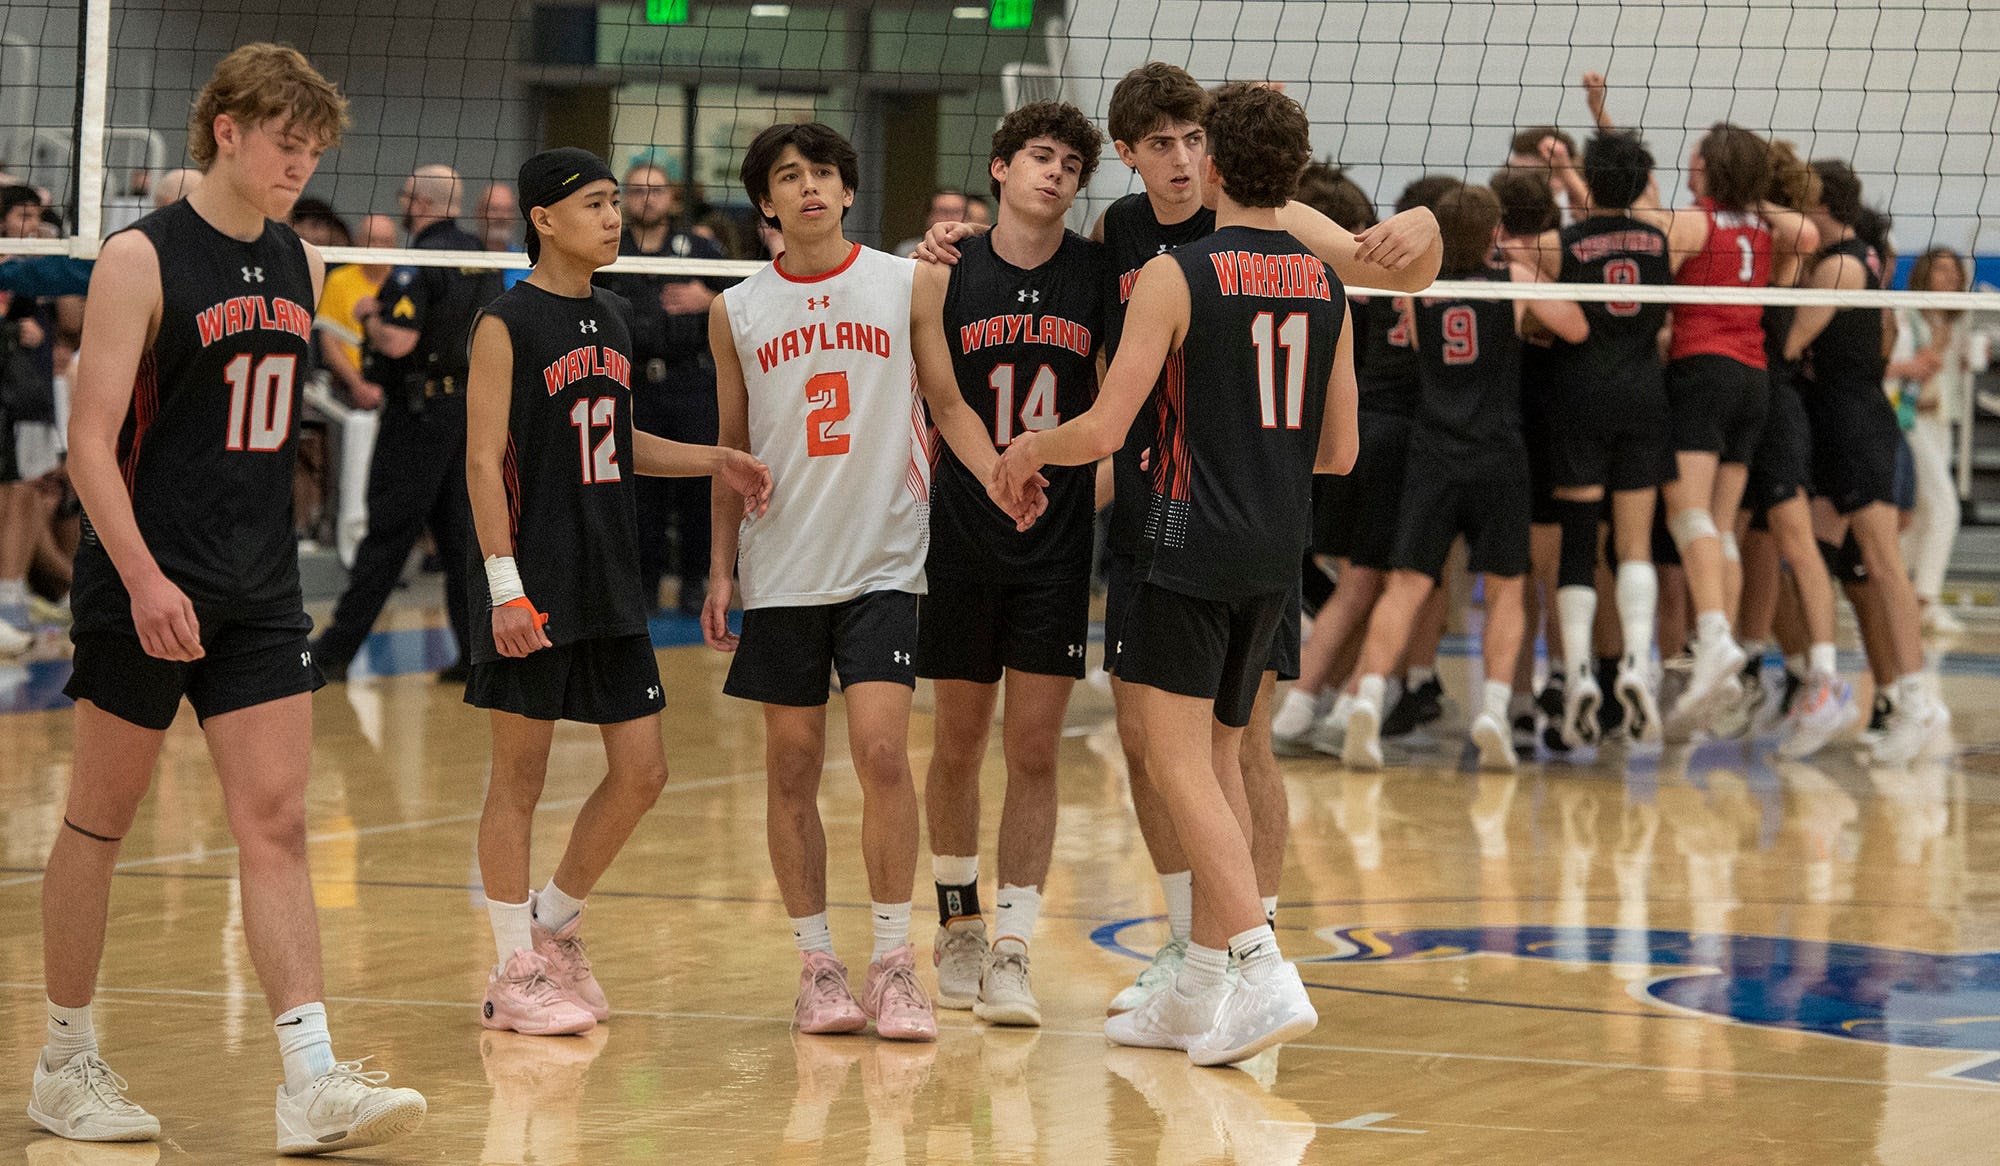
[1342, 184, 1588, 774]
[916, 103, 1105, 1028]
[464, 149, 771, 1036]
[38, 44, 426, 1153]
[998, 83, 1355, 1069]
[1784, 160, 1944, 763]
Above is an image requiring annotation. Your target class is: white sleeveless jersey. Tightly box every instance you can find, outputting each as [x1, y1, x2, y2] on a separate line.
[724, 244, 933, 608]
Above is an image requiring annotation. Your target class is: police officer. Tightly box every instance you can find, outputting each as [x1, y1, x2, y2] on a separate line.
[595, 161, 735, 616]
[313, 164, 501, 681]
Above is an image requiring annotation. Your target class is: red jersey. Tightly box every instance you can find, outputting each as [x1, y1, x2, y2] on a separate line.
[1668, 198, 1771, 368]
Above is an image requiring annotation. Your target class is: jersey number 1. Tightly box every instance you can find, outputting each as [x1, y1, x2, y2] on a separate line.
[1251, 312, 1310, 429]
[569, 397, 622, 484]
[223, 354, 296, 452]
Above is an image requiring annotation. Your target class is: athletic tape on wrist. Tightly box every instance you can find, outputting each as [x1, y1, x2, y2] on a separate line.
[485, 555, 525, 606]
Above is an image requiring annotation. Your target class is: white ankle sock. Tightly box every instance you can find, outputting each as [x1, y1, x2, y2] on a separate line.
[1896, 673, 1931, 714]
[1357, 673, 1386, 710]
[1786, 653, 1809, 680]
[1329, 692, 1356, 727]
[1407, 666, 1436, 691]
[993, 884, 1041, 949]
[1809, 643, 1838, 678]
[1273, 689, 1320, 738]
[1178, 942, 1229, 994]
[870, 900, 912, 962]
[43, 1000, 96, 1069]
[1160, 870, 1193, 940]
[1228, 924, 1282, 971]
[790, 912, 834, 955]
[1697, 610, 1732, 648]
[931, 854, 978, 887]
[487, 896, 532, 966]
[533, 879, 585, 933]
[1557, 585, 1597, 680]
[1261, 895, 1279, 927]
[274, 1002, 335, 1095]
[1615, 562, 1658, 668]
[1482, 680, 1511, 723]
[0, 579, 25, 607]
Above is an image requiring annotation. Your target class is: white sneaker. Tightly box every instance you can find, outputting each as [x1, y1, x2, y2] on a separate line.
[973, 945, 1040, 1027]
[1304, 698, 1351, 757]
[1105, 979, 1226, 1051]
[28, 1052, 160, 1142]
[0, 617, 32, 659]
[932, 919, 988, 1011]
[1187, 960, 1318, 1067]
[1778, 673, 1857, 760]
[1561, 670, 1602, 749]
[1108, 936, 1189, 1016]
[1872, 700, 1950, 766]
[1672, 636, 1746, 727]
[1271, 690, 1330, 756]
[1921, 604, 1965, 636]
[1341, 697, 1383, 771]
[273, 1058, 426, 1156]
[1470, 712, 1517, 772]
[1615, 660, 1661, 743]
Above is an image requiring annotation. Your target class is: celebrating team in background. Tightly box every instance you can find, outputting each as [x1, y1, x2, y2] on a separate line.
[21, 38, 1956, 1154]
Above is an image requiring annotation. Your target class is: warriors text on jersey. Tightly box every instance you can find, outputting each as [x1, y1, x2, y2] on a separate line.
[723, 243, 932, 607]
[466, 283, 647, 664]
[1142, 226, 1342, 600]
[1550, 214, 1672, 399]
[930, 230, 1104, 582]
[1103, 193, 1217, 557]
[72, 200, 315, 630]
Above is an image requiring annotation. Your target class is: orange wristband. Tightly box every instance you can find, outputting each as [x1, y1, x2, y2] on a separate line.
[499, 596, 549, 629]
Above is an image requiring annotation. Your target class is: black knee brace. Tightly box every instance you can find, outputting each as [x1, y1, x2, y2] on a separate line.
[1819, 536, 1867, 584]
[1555, 498, 1602, 589]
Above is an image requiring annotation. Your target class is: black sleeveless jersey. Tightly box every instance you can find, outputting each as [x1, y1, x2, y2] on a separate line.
[1549, 215, 1670, 398]
[930, 230, 1103, 582]
[72, 200, 315, 629]
[465, 283, 647, 664]
[1410, 264, 1526, 473]
[1103, 193, 1216, 557]
[1349, 292, 1417, 417]
[1140, 226, 1343, 600]
[1762, 303, 1797, 383]
[1799, 237, 1887, 399]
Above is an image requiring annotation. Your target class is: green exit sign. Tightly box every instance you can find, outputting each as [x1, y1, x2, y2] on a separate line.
[990, 0, 1033, 29]
[646, 0, 689, 24]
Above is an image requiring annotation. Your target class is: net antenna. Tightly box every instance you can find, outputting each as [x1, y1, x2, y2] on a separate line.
[999, 16, 1071, 112]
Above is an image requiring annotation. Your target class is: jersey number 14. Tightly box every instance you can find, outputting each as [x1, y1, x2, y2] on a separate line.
[988, 363, 1060, 446]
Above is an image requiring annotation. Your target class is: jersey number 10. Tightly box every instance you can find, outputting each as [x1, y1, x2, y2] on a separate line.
[1251, 312, 1310, 429]
[223, 354, 296, 452]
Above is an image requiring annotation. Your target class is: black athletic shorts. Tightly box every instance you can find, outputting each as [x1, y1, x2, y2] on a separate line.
[1114, 582, 1285, 728]
[1745, 371, 1813, 519]
[725, 589, 918, 706]
[1104, 553, 1140, 675]
[466, 633, 665, 724]
[1314, 410, 1411, 570]
[1668, 354, 1769, 463]
[1522, 383, 1562, 525]
[1268, 583, 1301, 682]
[1551, 384, 1676, 493]
[917, 574, 1089, 683]
[1803, 386, 1901, 517]
[1391, 461, 1532, 581]
[65, 608, 322, 731]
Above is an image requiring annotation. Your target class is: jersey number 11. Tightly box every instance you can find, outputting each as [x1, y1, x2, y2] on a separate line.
[1251, 312, 1310, 430]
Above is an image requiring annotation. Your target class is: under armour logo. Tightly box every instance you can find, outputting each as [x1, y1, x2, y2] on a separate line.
[1116, 640, 1124, 655]
[241, 266, 264, 283]
[647, 685, 661, 700]
[301, 651, 312, 668]
[580, 319, 598, 334]
[1155, 244, 1170, 255]
[893, 651, 911, 665]
[1017, 289, 1040, 304]
[806, 295, 830, 311]
[1067, 644, 1083, 658]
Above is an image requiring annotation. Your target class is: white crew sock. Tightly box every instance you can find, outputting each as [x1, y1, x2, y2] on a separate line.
[993, 884, 1042, 951]
[43, 1000, 97, 1070]
[1895, 673, 1932, 716]
[1557, 585, 1597, 680]
[1615, 562, 1658, 669]
[1177, 942, 1229, 994]
[1406, 665, 1436, 691]
[533, 879, 586, 933]
[1161, 870, 1193, 940]
[790, 912, 834, 955]
[0, 579, 25, 607]
[1273, 688, 1320, 739]
[1356, 673, 1386, 711]
[1809, 643, 1838, 678]
[1482, 680, 1511, 724]
[1261, 895, 1279, 928]
[1696, 610, 1733, 649]
[274, 1002, 335, 1095]
[932, 854, 978, 887]
[1329, 691, 1356, 729]
[487, 896, 532, 966]
[1228, 924, 1283, 972]
[870, 900, 912, 962]
[1786, 653, 1809, 680]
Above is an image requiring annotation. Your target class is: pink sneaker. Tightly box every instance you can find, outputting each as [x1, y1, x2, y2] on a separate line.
[861, 945, 937, 1042]
[794, 951, 868, 1035]
[483, 949, 597, 1036]
[533, 913, 610, 1022]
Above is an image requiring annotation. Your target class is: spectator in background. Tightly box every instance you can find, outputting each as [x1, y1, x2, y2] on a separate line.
[316, 214, 399, 410]
[288, 197, 352, 249]
[1891, 245, 1987, 634]
[475, 182, 526, 290]
[597, 160, 735, 615]
[0, 185, 77, 652]
[964, 196, 991, 228]
[151, 167, 202, 208]
[894, 187, 970, 256]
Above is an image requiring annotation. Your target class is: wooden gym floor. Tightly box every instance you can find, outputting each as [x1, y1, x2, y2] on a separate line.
[3, 603, 2000, 1163]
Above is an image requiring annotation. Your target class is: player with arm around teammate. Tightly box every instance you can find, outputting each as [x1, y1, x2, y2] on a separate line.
[997, 84, 1356, 1067]
[464, 148, 772, 1036]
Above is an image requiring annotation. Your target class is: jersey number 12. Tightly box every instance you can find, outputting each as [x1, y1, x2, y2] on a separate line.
[1251, 312, 1310, 429]
[569, 397, 622, 484]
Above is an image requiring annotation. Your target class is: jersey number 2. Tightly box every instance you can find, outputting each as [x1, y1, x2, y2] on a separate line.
[569, 397, 622, 484]
[805, 371, 851, 457]
[988, 364, 1059, 446]
[223, 354, 295, 452]
[1251, 312, 1310, 429]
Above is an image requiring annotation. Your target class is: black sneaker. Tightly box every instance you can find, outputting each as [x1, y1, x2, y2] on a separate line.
[1512, 712, 1539, 751]
[1537, 679, 1571, 753]
[1868, 691, 1892, 734]
[1594, 659, 1625, 737]
[1778, 669, 1803, 717]
[1382, 676, 1444, 738]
